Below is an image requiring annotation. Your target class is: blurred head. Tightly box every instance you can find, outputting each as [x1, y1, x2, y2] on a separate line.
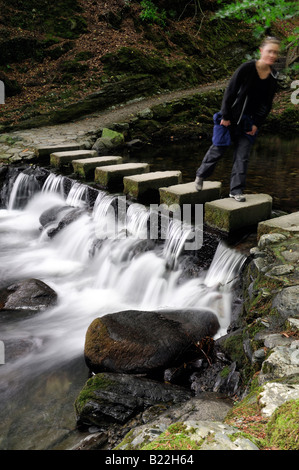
[259, 37, 280, 66]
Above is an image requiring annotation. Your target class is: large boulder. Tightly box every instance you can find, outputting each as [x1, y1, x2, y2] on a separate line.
[84, 308, 220, 375]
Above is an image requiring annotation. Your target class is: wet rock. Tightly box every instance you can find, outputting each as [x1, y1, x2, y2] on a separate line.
[74, 372, 191, 428]
[39, 205, 85, 238]
[70, 432, 108, 450]
[190, 360, 241, 397]
[39, 205, 72, 227]
[84, 308, 220, 375]
[4, 337, 42, 363]
[0, 279, 57, 313]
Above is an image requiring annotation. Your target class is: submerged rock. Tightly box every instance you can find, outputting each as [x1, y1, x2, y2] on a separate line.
[84, 308, 220, 375]
[39, 205, 85, 238]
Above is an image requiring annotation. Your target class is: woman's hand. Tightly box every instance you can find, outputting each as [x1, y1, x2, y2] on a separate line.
[246, 125, 258, 136]
[220, 119, 231, 127]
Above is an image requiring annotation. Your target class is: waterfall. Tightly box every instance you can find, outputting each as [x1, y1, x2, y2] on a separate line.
[65, 181, 89, 208]
[7, 173, 40, 210]
[42, 173, 66, 197]
[0, 168, 246, 374]
[162, 219, 194, 269]
[126, 203, 149, 239]
[204, 242, 246, 288]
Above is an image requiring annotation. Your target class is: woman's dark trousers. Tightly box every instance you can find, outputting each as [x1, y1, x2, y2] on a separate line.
[196, 135, 253, 195]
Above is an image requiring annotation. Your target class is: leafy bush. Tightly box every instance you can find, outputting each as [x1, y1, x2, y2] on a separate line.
[140, 0, 167, 26]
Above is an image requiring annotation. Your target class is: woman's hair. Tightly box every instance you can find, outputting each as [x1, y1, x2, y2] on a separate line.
[260, 36, 281, 48]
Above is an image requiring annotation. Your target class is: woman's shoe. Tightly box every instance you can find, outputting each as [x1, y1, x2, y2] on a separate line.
[229, 193, 246, 202]
[195, 177, 204, 191]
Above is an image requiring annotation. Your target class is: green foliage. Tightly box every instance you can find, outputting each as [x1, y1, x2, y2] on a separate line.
[140, 0, 167, 26]
[214, 0, 299, 37]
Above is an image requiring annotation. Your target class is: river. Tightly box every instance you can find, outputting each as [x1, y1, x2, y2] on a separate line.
[127, 134, 299, 212]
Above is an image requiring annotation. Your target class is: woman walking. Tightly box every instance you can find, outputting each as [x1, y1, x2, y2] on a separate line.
[195, 37, 280, 202]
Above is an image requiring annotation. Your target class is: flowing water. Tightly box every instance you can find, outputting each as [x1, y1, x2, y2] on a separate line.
[0, 167, 247, 449]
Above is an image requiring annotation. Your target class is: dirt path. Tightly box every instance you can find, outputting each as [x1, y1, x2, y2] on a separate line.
[80, 79, 228, 128]
[0, 79, 228, 162]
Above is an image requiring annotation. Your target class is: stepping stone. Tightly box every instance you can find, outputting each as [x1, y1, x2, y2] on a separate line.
[50, 150, 97, 168]
[123, 171, 182, 202]
[159, 181, 222, 206]
[72, 156, 123, 180]
[94, 163, 150, 189]
[205, 194, 272, 233]
[35, 143, 86, 158]
[258, 211, 299, 239]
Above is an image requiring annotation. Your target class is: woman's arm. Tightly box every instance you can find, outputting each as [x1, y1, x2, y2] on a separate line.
[220, 62, 252, 121]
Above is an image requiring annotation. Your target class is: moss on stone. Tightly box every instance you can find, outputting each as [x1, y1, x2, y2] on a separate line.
[74, 373, 114, 414]
[204, 206, 230, 232]
[266, 399, 299, 450]
[221, 332, 248, 370]
[141, 422, 204, 450]
[101, 128, 125, 145]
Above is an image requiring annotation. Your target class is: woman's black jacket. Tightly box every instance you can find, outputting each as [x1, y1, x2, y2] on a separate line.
[220, 60, 279, 128]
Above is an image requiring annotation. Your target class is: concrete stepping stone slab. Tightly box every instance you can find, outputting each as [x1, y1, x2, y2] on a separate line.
[258, 211, 299, 239]
[72, 156, 123, 180]
[94, 163, 150, 189]
[205, 194, 272, 233]
[123, 171, 182, 203]
[35, 143, 86, 159]
[50, 150, 97, 168]
[159, 181, 222, 206]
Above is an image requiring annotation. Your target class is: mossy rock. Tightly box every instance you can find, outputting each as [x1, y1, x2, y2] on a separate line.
[219, 331, 249, 370]
[141, 422, 204, 450]
[101, 128, 125, 145]
[266, 399, 299, 450]
[74, 372, 191, 428]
